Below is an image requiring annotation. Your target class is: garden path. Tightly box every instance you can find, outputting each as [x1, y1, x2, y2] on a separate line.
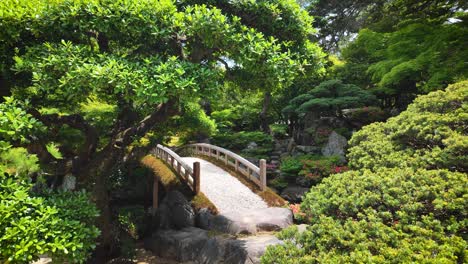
[181, 157, 268, 213]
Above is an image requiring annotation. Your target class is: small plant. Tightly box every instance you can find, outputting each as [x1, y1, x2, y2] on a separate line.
[269, 177, 289, 190]
[289, 203, 305, 221]
[299, 155, 342, 185]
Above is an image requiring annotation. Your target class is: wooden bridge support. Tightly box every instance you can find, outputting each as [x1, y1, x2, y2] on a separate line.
[153, 179, 159, 209]
[193, 161, 200, 194]
[259, 159, 266, 191]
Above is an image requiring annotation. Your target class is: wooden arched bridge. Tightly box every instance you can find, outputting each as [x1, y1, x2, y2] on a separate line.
[149, 143, 268, 213]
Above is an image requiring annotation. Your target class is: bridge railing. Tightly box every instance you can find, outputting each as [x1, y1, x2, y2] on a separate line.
[184, 143, 267, 191]
[151, 144, 200, 195]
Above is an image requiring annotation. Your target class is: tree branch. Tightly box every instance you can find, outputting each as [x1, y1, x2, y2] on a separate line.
[28, 109, 99, 164]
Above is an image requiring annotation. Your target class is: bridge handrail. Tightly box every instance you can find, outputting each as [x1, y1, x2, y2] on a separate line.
[184, 143, 267, 191]
[152, 144, 200, 194]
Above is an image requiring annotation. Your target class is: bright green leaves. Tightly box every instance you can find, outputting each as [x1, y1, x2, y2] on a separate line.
[12, 42, 221, 111]
[262, 168, 468, 263]
[0, 145, 39, 177]
[344, 21, 468, 96]
[0, 147, 100, 263]
[0, 97, 44, 143]
[348, 80, 468, 172]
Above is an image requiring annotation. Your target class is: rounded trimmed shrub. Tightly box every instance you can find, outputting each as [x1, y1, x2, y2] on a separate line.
[262, 168, 467, 263]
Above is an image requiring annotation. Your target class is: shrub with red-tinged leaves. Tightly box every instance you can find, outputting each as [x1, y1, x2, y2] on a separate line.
[298, 155, 342, 185]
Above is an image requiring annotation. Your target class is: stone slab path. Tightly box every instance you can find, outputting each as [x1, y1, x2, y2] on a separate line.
[181, 157, 268, 213]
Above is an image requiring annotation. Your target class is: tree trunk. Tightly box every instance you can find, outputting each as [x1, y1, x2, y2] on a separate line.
[77, 100, 179, 256]
[259, 91, 271, 133]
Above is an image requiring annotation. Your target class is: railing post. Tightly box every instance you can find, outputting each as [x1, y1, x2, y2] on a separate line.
[216, 150, 220, 160]
[259, 159, 267, 191]
[235, 159, 239, 171]
[193, 162, 200, 194]
[177, 162, 181, 175]
[224, 153, 228, 165]
[153, 179, 159, 209]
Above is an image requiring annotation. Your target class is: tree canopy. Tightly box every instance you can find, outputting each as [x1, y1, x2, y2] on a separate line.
[0, 0, 325, 259]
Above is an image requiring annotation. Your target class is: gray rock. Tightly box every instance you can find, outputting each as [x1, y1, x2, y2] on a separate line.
[295, 176, 314, 188]
[246, 142, 258, 150]
[297, 224, 309, 234]
[154, 191, 195, 230]
[146, 228, 282, 264]
[198, 236, 231, 264]
[31, 256, 52, 264]
[280, 186, 309, 203]
[321, 131, 348, 162]
[196, 208, 214, 230]
[295, 145, 321, 155]
[60, 174, 76, 191]
[224, 235, 284, 264]
[145, 227, 209, 262]
[153, 203, 172, 230]
[209, 208, 293, 235]
[166, 191, 195, 229]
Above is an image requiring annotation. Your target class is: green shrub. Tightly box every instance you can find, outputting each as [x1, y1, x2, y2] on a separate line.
[346, 106, 387, 125]
[0, 174, 100, 263]
[269, 176, 289, 191]
[348, 81, 468, 172]
[279, 155, 344, 186]
[211, 131, 274, 159]
[262, 168, 467, 263]
[270, 124, 288, 139]
[279, 156, 304, 178]
[117, 205, 147, 240]
[0, 146, 99, 263]
[298, 155, 345, 185]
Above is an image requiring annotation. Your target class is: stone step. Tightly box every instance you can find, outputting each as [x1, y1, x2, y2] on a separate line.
[197, 207, 293, 235]
[145, 227, 283, 264]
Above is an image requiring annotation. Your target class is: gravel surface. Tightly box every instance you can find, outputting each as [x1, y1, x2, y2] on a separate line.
[181, 157, 268, 213]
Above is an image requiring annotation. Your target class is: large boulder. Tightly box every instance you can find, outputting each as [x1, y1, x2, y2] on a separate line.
[321, 131, 347, 162]
[154, 191, 195, 230]
[224, 235, 284, 264]
[145, 227, 283, 264]
[203, 207, 293, 235]
[145, 227, 209, 262]
[280, 186, 309, 203]
[59, 174, 76, 191]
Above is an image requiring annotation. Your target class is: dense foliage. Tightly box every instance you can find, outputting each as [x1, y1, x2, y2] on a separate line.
[262, 81, 468, 263]
[0, 146, 99, 263]
[348, 81, 468, 172]
[263, 168, 467, 263]
[273, 154, 344, 190]
[283, 79, 376, 116]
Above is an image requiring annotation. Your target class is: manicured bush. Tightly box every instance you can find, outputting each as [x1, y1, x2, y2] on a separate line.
[262, 168, 467, 263]
[345, 106, 388, 125]
[279, 156, 304, 178]
[348, 81, 468, 172]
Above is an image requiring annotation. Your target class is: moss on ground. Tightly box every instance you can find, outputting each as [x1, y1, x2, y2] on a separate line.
[140, 155, 182, 191]
[191, 192, 219, 215]
[197, 155, 287, 207]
